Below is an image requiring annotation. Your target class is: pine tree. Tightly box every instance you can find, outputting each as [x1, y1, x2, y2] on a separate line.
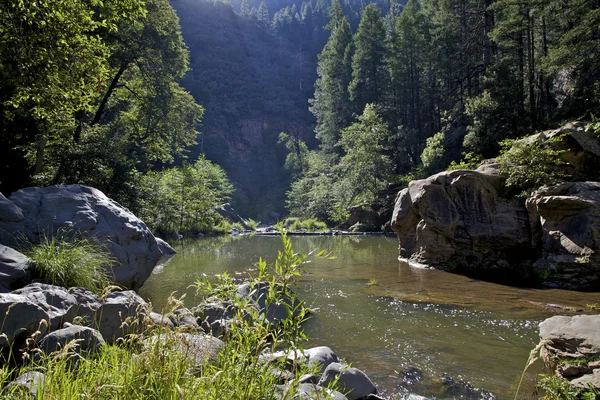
[348, 4, 389, 114]
[258, 1, 270, 27]
[310, 7, 353, 153]
[240, 0, 250, 17]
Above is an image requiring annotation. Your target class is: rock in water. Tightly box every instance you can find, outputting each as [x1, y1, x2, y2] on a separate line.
[391, 169, 534, 281]
[318, 362, 377, 400]
[0, 185, 167, 289]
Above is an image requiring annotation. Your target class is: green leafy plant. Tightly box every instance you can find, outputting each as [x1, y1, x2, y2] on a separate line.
[245, 218, 260, 231]
[497, 136, 568, 196]
[538, 374, 598, 400]
[447, 152, 483, 171]
[282, 218, 328, 232]
[25, 231, 114, 294]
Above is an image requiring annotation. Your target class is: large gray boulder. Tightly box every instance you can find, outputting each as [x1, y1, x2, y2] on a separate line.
[37, 325, 105, 356]
[391, 169, 534, 279]
[8, 371, 45, 397]
[94, 290, 149, 343]
[0, 244, 33, 291]
[0, 185, 167, 289]
[0, 283, 77, 347]
[318, 362, 377, 400]
[527, 182, 600, 289]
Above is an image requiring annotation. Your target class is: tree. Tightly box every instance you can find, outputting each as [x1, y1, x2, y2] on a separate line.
[309, 1, 353, 153]
[240, 0, 251, 17]
[258, 1, 270, 27]
[334, 104, 392, 216]
[348, 4, 389, 113]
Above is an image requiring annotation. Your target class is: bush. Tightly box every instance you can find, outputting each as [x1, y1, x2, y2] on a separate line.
[25, 232, 114, 294]
[497, 136, 567, 196]
[447, 152, 483, 171]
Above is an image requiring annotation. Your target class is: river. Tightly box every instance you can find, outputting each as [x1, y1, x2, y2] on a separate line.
[139, 234, 600, 399]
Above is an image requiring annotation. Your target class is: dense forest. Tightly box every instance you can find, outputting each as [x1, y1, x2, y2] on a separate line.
[1, 0, 599, 232]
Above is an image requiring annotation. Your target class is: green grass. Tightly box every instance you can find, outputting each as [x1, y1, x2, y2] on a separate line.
[537, 374, 599, 400]
[282, 217, 328, 232]
[245, 218, 260, 231]
[24, 233, 114, 294]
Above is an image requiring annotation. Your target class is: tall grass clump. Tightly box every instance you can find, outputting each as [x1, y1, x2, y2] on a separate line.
[25, 231, 114, 294]
[282, 217, 328, 232]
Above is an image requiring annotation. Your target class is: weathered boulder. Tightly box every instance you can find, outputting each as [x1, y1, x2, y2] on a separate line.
[94, 290, 149, 343]
[0, 283, 77, 346]
[68, 287, 102, 325]
[143, 333, 223, 366]
[156, 238, 176, 256]
[539, 314, 600, 392]
[318, 362, 377, 400]
[37, 325, 105, 356]
[169, 308, 200, 330]
[305, 346, 340, 374]
[391, 169, 534, 280]
[0, 244, 33, 291]
[527, 182, 600, 289]
[0, 185, 166, 289]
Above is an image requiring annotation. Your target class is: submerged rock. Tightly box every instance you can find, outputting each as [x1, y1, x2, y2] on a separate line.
[0, 185, 169, 289]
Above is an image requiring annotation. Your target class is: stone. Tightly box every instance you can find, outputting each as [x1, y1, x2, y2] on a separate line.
[0, 192, 24, 222]
[527, 182, 600, 289]
[571, 369, 600, 389]
[8, 371, 45, 397]
[0, 283, 77, 346]
[304, 346, 340, 374]
[193, 301, 236, 325]
[539, 315, 600, 357]
[143, 333, 224, 366]
[0, 185, 168, 289]
[169, 308, 200, 330]
[318, 362, 377, 400]
[298, 374, 320, 384]
[156, 238, 176, 256]
[0, 244, 32, 291]
[68, 287, 102, 326]
[94, 290, 149, 343]
[295, 383, 348, 400]
[391, 169, 534, 280]
[148, 312, 174, 329]
[37, 325, 104, 356]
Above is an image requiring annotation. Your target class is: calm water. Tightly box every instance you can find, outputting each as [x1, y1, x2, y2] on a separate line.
[139, 235, 600, 399]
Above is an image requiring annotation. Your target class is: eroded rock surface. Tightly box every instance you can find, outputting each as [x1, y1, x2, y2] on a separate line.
[0, 185, 170, 289]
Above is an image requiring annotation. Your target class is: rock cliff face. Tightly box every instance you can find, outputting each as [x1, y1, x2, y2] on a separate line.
[0, 185, 168, 290]
[391, 123, 600, 289]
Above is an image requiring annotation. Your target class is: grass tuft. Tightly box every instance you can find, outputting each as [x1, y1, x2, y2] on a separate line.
[24, 231, 114, 294]
[282, 217, 328, 232]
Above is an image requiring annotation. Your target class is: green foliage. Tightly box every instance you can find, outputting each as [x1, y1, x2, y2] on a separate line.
[246, 218, 260, 231]
[137, 156, 234, 236]
[447, 152, 483, 171]
[24, 231, 114, 294]
[278, 132, 309, 177]
[537, 374, 598, 400]
[282, 218, 329, 232]
[497, 136, 567, 196]
[421, 130, 446, 172]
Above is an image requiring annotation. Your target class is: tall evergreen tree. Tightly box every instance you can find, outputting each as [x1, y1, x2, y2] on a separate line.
[310, 2, 353, 153]
[348, 4, 389, 115]
[240, 0, 251, 17]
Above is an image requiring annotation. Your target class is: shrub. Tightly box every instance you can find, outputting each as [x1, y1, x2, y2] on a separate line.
[447, 152, 483, 171]
[497, 136, 567, 196]
[25, 232, 114, 294]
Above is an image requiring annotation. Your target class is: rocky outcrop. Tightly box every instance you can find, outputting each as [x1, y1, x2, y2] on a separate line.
[539, 314, 600, 392]
[391, 123, 600, 289]
[391, 168, 535, 281]
[527, 182, 600, 289]
[0, 184, 171, 289]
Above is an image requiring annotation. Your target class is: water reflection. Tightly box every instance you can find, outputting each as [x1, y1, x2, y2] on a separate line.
[139, 235, 600, 399]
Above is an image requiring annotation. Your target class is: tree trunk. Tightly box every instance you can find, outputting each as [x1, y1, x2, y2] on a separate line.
[91, 62, 129, 126]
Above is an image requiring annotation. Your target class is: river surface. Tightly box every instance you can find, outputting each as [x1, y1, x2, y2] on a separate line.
[139, 235, 600, 399]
